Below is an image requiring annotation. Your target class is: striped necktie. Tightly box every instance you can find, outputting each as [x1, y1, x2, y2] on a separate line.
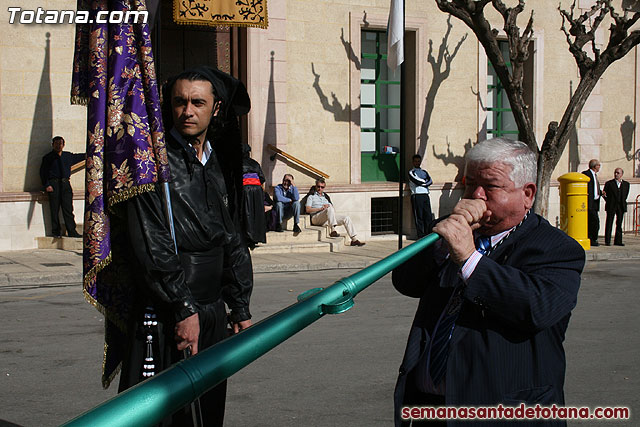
[427, 235, 492, 387]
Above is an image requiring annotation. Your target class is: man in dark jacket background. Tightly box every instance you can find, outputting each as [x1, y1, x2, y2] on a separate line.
[39, 136, 84, 238]
[602, 168, 630, 246]
[582, 159, 602, 246]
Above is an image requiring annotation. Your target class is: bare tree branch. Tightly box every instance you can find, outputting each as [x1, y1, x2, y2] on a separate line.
[559, 1, 603, 76]
[435, 0, 473, 27]
[434, 0, 640, 216]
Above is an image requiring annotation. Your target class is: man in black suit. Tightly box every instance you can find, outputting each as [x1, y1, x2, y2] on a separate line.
[582, 159, 602, 246]
[393, 138, 585, 426]
[39, 136, 85, 238]
[602, 168, 630, 246]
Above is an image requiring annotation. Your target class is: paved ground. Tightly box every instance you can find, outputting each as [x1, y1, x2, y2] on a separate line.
[1, 234, 639, 286]
[0, 235, 638, 426]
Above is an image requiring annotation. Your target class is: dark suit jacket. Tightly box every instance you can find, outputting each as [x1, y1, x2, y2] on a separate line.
[603, 179, 630, 213]
[582, 169, 601, 211]
[392, 214, 585, 426]
[39, 151, 85, 188]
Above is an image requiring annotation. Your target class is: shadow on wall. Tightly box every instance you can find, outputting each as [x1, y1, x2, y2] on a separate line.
[340, 27, 360, 71]
[433, 138, 473, 183]
[311, 62, 354, 123]
[309, 21, 467, 183]
[417, 16, 467, 160]
[261, 51, 277, 185]
[621, 115, 635, 161]
[308, 28, 359, 123]
[619, 115, 640, 177]
[26, 32, 53, 192]
[25, 32, 53, 229]
[438, 182, 463, 218]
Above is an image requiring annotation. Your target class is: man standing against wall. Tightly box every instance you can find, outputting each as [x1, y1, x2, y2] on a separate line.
[39, 136, 84, 238]
[582, 159, 602, 246]
[602, 168, 630, 246]
[408, 154, 433, 238]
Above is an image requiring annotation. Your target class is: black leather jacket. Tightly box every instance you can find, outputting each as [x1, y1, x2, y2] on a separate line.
[127, 130, 253, 323]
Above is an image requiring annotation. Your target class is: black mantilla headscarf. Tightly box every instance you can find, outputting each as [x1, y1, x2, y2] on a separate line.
[161, 66, 251, 220]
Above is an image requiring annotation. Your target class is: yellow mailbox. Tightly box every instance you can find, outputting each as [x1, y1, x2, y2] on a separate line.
[558, 172, 590, 250]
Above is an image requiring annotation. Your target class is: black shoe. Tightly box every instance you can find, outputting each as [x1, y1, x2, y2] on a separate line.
[591, 241, 599, 247]
[53, 234, 61, 239]
[293, 224, 302, 233]
[68, 232, 82, 238]
[275, 224, 283, 232]
[614, 242, 625, 246]
[605, 242, 611, 246]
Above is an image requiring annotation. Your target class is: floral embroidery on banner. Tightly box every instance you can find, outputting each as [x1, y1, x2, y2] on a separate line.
[71, 0, 170, 388]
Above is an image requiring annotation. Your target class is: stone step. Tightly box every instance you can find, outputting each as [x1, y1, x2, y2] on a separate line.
[36, 236, 83, 250]
[265, 228, 322, 244]
[281, 215, 311, 229]
[251, 241, 334, 254]
[256, 224, 349, 254]
[33, 219, 349, 255]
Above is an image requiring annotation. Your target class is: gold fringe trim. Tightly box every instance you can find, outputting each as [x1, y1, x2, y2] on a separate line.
[84, 183, 158, 388]
[83, 251, 112, 290]
[83, 255, 127, 333]
[71, 95, 90, 106]
[107, 183, 156, 208]
[102, 342, 122, 389]
[82, 286, 127, 333]
[83, 258, 126, 390]
[172, 18, 268, 29]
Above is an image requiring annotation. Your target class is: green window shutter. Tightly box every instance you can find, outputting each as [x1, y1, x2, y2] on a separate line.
[361, 30, 402, 182]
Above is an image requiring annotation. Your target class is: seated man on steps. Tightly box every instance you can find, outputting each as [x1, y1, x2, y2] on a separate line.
[274, 173, 301, 233]
[306, 177, 365, 247]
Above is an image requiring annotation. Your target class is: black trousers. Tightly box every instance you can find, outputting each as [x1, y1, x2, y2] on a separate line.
[401, 370, 446, 426]
[587, 207, 600, 244]
[411, 194, 433, 238]
[604, 208, 624, 245]
[119, 299, 228, 427]
[47, 179, 77, 236]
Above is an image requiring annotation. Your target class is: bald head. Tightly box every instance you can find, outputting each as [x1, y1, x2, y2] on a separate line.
[614, 168, 624, 181]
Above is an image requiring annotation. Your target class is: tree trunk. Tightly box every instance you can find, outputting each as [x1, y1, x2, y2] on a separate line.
[534, 68, 602, 216]
[534, 146, 555, 219]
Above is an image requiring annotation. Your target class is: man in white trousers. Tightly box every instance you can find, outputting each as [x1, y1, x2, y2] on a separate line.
[306, 177, 365, 246]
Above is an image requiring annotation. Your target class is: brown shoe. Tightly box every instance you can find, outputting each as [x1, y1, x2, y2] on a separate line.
[330, 231, 340, 238]
[350, 240, 365, 247]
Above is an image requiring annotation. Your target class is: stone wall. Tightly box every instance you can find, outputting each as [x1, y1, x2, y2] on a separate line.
[0, 0, 638, 249]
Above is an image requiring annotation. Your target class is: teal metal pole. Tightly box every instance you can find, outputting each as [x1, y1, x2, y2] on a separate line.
[63, 233, 440, 427]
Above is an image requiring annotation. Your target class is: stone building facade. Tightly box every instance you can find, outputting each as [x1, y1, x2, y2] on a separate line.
[0, 0, 638, 249]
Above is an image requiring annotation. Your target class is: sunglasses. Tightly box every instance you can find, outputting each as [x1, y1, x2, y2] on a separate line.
[316, 185, 325, 189]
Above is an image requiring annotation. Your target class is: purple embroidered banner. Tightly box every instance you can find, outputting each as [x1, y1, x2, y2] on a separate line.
[71, 0, 170, 388]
